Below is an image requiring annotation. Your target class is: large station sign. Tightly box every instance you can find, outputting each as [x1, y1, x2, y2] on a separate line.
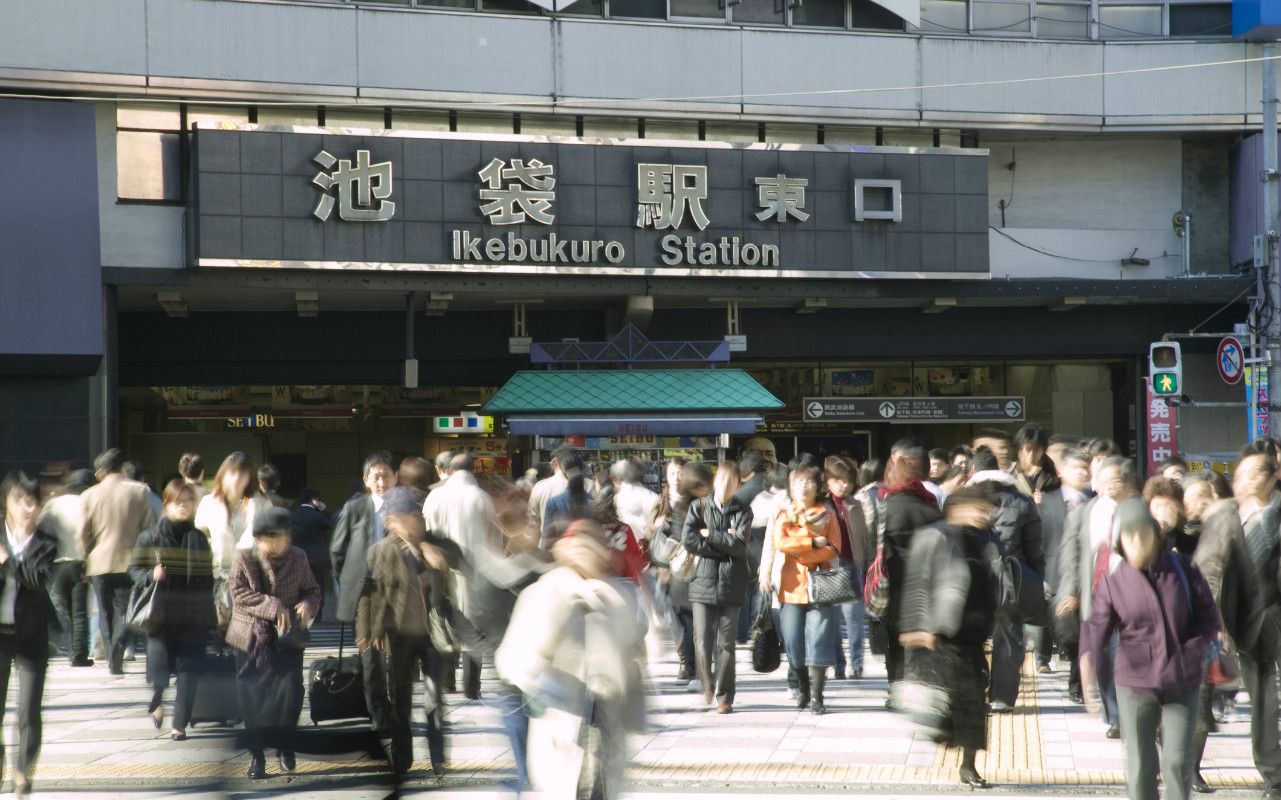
[190, 125, 989, 279]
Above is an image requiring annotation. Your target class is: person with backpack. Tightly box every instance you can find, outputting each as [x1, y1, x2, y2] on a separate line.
[1085, 498, 1219, 800]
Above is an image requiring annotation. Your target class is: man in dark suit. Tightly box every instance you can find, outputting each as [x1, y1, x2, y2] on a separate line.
[291, 488, 333, 619]
[330, 452, 398, 736]
[1036, 448, 1094, 694]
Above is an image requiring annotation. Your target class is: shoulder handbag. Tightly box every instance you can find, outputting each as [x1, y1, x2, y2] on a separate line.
[748, 604, 782, 673]
[127, 580, 165, 635]
[808, 562, 862, 607]
[668, 546, 699, 582]
[997, 554, 1049, 627]
[864, 500, 891, 617]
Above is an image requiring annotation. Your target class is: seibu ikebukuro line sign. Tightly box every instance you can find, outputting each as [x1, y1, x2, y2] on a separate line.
[190, 126, 990, 278]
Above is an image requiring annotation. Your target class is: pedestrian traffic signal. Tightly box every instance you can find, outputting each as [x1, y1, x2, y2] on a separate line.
[1149, 342, 1182, 397]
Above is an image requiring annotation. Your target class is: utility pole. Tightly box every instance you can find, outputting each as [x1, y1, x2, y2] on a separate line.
[1264, 41, 1280, 439]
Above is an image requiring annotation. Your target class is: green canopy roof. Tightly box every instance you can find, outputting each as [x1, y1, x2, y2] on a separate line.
[482, 369, 784, 414]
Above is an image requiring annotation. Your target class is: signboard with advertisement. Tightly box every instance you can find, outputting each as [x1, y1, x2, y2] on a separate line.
[1143, 377, 1180, 476]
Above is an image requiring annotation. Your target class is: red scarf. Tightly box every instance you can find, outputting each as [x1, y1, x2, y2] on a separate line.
[878, 479, 939, 509]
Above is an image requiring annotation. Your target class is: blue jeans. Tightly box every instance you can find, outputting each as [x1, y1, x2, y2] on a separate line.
[778, 603, 837, 669]
[833, 600, 866, 675]
[493, 686, 528, 789]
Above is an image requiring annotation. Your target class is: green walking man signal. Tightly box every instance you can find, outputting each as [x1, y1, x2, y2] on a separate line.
[1149, 342, 1182, 398]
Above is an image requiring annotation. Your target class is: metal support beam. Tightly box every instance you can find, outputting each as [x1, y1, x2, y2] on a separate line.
[1265, 40, 1281, 438]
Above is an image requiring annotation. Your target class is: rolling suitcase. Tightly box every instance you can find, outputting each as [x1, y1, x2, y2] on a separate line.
[189, 642, 241, 727]
[308, 622, 369, 725]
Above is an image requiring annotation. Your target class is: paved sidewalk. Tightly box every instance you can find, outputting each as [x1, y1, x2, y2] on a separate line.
[12, 630, 1262, 793]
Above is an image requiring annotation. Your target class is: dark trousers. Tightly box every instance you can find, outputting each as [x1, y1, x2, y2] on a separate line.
[446, 652, 481, 697]
[49, 561, 89, 662]
[1238, 646, 1281, 790]
[234, 648, 305, 760]
[676, 608, 695, 674]
[386, 635, 446, 774]
[884, 618, 906, 686]
[1193, 682, 1214, 776]
[91, 573, 132, 671]
[308, 563, 329, 621]
[989, 617, 1025, 706]
[1032, 624, 1054, 666]
[692, 602, 739, 705]
[0, 635, 47, 783]
[1116, 684, 1199, 800]
[361, 647, 391, 737]
[146, 635, 200, 732]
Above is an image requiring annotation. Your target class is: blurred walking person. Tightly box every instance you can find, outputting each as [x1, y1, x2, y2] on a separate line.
[40, 469, 95, 667]
[258, 464, 287, 509]
[649, 460, 707, 687]
[226, 506, 320, 779]
[968, 447, 1044, 713]
[879, 441, 942, 693]
[78, 448, 156, 674]
[610, 459, 657, 547]
[529, 446, 574, 546]
[127, 480, 216, 741]
[1041, 448, 1094, 696]
[683, 461, 751, 713]
[195, 451, 264, 594]
[357, 487, 460, 777]
[1085, 499, 1219, 800]
[497, 526, 648, 800]
[1195, 452, 1281, 798]
[178, 452, 208, 502]
[898, 488, 1000, 788]
[0, 472, 56, 799]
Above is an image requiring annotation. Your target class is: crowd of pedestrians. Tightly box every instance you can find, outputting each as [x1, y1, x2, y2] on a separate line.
[0, 427, 1279, 799]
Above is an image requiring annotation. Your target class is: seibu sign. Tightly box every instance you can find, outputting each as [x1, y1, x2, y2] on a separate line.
[190, 126, 989, 279]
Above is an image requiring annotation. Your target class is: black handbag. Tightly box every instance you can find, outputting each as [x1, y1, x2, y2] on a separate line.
[275, 617, 312, 650]
[1053, 604, 1081, 650]
[749, 605, 781, 673]
[998, 555, 1049, 627]
[127, 580, 165, 635]
[807, 562, 862, 607]
[307, 622, 369, 725]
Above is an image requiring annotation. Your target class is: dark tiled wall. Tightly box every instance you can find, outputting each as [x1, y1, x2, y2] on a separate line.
[0, 377, 96, 476]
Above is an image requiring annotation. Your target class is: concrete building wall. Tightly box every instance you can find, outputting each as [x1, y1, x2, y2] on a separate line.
[0, 0, 1260, 130]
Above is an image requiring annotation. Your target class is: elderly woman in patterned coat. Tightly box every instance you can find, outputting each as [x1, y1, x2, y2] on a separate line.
[225, 506, 320, 781]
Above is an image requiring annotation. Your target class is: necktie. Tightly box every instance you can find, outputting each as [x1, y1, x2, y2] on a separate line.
[1091, 542, 1110, 592]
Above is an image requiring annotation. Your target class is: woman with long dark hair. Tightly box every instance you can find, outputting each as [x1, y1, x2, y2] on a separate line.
[648, 460, 709, 686]
[195, 452, 264, 584]
[880, 440, 942, 697]
[128, 480, 216, 741]
[682, 461, 751, 712]
[591, 483, 648, 584]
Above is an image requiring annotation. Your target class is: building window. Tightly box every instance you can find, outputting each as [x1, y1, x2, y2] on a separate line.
[1098, 3, 1162, 36]
[973, 0, 1032, 31]
[481, 0, 543, 14]
[609, 0, 667, 15]
[1169, 2, 1230, 35]
[417, 0, 478, 6]
[733, 0, 787, 23]
[116, 103, 184, 203]
[849, 0, 907, 27]
[670, 0, 726, 19]
[1036, 1, 1090, 36]
[558, 0, 605, 14]
[918, 0, 967, 30]
[790, 0, 846, 26]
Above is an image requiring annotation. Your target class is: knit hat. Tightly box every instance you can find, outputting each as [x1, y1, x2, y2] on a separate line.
[253, 505, 293, 536]
[380, 485, 425, 518]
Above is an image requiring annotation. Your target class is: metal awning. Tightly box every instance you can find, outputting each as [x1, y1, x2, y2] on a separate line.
[483, 368, 783, 436]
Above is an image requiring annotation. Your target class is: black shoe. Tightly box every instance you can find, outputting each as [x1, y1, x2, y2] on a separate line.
[1192, 773, 1214, 793]
[278, 750, 296, 772]
[852, 667, 864, 679]
[796, 674, 811, 709]
[960, 767, 990, 789]
[443, 673, 458, 693]
[70, 655, 94, 667]
[677, 664, 693, 682]
[248, 754, 267, 780]
[1068, 688, 1084, 705]
[808, 667, 827, 715]
[1106, 724, 1121, 739]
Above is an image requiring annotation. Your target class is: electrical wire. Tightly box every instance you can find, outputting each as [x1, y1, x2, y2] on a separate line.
[1190, 282, 1254, 334]
[0, 52, 1277, 109]
[990, 226, 1178, 264]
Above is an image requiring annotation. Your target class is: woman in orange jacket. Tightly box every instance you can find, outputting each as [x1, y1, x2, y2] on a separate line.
[765, 463, 843, 714]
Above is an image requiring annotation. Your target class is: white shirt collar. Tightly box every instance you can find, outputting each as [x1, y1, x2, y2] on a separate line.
[4, 523, 31, 558]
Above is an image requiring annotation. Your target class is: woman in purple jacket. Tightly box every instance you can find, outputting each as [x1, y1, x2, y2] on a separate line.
[1086, 498, 1220, 800]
